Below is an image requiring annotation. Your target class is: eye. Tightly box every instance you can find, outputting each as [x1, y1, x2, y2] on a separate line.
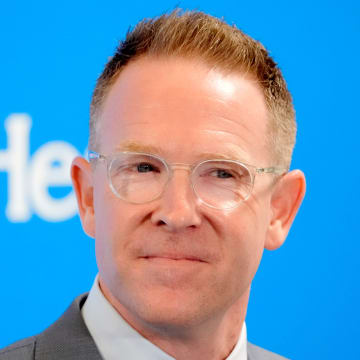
[213, 169, 233, 179]
[137, 162, 159, 173]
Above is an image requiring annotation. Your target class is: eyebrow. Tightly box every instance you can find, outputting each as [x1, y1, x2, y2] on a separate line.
[114, 141, 166, 155]
[114, 141, 249, 162]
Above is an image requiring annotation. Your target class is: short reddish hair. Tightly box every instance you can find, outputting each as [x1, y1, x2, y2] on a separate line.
[90, 9, 296, 167]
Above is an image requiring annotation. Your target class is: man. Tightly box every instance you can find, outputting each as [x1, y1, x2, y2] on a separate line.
[0, 9, 305, 360]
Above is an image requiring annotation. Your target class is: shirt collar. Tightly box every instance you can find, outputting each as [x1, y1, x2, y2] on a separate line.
[82, 275, 247, 360]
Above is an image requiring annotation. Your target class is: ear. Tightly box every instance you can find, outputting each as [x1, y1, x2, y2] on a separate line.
[265, 170, 306, 250]
[71, 156, 95, 238]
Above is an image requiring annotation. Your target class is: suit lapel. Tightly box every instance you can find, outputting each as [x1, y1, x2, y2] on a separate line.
[35, 294, 103, 360]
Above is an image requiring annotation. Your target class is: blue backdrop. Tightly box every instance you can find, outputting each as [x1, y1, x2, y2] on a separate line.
[1, 1, 359, 358]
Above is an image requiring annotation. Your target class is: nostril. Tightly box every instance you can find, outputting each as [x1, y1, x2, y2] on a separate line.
[157, 220, 167, 226]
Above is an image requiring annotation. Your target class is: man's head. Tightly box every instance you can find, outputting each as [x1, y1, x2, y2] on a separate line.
[90, 10, 296, 168]
[71, 9, 305, 342]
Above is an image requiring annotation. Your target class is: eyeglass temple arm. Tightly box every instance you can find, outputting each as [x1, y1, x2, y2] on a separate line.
[88, 150, 106, 161]
[256, 166, 288, 175]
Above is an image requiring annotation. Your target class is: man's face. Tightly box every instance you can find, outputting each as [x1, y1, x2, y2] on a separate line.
[87, 57, 277, 330]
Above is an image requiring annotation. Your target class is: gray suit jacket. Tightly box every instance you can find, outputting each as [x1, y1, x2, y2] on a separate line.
[0, 294, 288, 360]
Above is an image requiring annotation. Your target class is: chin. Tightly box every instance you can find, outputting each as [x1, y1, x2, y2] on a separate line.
[123, 285, 226, 332]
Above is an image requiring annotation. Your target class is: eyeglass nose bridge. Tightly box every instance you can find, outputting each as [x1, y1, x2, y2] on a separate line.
[161, 162, 200, 201]
[166, 162, 194, 173]
[164, 162, 196, 184]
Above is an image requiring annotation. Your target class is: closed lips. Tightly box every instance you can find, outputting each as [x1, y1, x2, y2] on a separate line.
[142, 254, 206, 262]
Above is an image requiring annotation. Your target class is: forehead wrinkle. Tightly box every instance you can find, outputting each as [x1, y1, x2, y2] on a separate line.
[199, 152, 248, 162]
[202, 114, 266, 154]
[209, 114, 260, 136]
[203, 129, 255, 160]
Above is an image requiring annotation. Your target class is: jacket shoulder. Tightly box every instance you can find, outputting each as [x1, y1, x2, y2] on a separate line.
[247, 342, 289, 360]
[0, 337, 36, 360]
[0, 293, 102, 360]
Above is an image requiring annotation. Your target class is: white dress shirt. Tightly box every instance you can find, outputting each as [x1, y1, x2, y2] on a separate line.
[82, 276, 247, 360]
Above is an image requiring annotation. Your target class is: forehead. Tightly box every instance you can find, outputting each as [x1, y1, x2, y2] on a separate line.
[99, 56, 269, 165]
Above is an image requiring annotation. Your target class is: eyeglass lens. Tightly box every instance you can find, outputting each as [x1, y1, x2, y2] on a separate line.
[108, 153, 253, 209]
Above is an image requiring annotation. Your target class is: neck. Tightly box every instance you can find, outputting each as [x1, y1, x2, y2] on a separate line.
[99, 278, 250, 360]
[144, 299, 248, 360]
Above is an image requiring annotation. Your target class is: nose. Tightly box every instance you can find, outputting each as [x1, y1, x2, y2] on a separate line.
[151, 169, 202, 232]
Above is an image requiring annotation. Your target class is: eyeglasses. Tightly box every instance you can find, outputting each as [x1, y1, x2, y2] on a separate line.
[88, 151, 287, 210]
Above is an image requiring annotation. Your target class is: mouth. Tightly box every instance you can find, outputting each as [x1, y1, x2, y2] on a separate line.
[141, 255, 206, 263]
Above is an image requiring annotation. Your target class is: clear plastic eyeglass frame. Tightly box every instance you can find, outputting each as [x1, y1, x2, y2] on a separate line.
[88, 150, 287, 210]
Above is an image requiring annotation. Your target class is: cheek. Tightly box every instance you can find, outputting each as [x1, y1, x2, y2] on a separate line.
[222, 206, 269, 280]
[94, 203, 131, 292]
[228, 231, 264, 277]
[93, 181, 126, 265]
[93, 171, 125, 240]
[93, 187, 144, 276]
